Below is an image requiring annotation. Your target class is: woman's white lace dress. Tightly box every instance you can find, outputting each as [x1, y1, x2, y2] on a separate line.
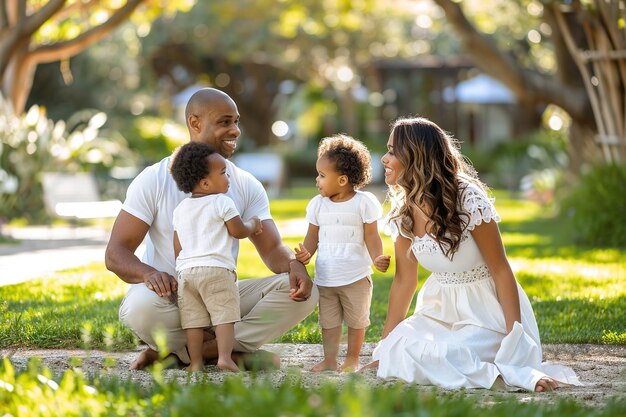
[372, 183, 581, 391]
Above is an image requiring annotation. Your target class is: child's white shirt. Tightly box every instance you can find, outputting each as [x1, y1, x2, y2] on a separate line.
[306, 190, 383, 287]
[173, 194, 240, 272]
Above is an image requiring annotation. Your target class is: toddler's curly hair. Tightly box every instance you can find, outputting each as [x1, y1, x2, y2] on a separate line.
[170, 141, 217, 193]
[317, 134, 372, 189]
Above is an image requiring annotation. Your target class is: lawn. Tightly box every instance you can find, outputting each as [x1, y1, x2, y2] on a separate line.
[1, 190, 626, 416]
[1, 190, 625, 349]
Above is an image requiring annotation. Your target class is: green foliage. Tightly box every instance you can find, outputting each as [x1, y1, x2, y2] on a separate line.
[559, 163, 626, 247]
[463, 130, 568, 196]
[2, 359, 626, 416]
[121, 116, 187, 166]
[0, 96, 136, 222]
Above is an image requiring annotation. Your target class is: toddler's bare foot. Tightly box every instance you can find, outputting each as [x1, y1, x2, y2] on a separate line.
[217, 357, 240, 373]
[535, 377, 557, 392]
[358, 360, 379, 372]
[339, 357, 359, 373]
[310, 359, 338, 372]
[186, 362, 204, 372]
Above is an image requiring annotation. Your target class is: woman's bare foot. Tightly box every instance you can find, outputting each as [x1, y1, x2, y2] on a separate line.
[129, 348, 159, 370]
[535, 377, 557, 392]
[357, 360, 379, 372]
[217, 357, 240, 373]
[310, 358, 338, 372]
[339, 357, 359, 373]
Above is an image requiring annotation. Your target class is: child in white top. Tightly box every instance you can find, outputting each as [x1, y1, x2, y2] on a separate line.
[295, 134, 390, 372]
[170, 141, 262, 372]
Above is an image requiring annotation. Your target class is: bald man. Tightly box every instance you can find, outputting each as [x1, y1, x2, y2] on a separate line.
[105, 88, 318, 370]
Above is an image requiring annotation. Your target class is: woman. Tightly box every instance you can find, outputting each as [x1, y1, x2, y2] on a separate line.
[364, 117, 581, 392]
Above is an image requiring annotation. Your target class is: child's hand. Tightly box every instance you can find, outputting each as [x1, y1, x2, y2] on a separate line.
[294, 243, 311, 265]
[374, 255, 391, 272]
[251, 216, 263, 235]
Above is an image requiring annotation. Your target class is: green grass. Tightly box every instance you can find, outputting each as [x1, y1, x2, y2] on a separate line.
[1, 191, 625, 350]
[2, 190, 626, 414]
[2, 358, 626, 416]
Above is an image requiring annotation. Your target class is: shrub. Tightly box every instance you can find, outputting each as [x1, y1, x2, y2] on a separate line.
[0, 95, 137, 222]
[463, 130, 568, 198]
[560, 163, 626, 247]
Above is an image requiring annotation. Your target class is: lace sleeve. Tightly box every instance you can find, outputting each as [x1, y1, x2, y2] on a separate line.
[462, 184, 501, 231]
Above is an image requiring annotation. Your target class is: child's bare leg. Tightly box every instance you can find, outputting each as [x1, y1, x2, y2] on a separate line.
[186, 328, 206, 372]
[214, 323, 239, 372]
[340, 327, 365, 372]
[311, 326, 341, 372]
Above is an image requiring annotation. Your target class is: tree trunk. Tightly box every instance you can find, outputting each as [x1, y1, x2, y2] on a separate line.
[3, 50, 36, 114]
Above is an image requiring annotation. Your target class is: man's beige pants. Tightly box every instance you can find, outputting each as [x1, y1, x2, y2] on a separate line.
[119, 273, 319, 363]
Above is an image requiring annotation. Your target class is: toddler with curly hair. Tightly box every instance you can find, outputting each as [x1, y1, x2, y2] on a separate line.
[295, 134, 390, 372]
[170, 141, 262, 372]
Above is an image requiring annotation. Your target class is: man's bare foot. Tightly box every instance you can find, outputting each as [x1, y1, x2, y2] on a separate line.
[229, 350, 280, 371]
[310, 359, 338, 372]
[358, 360, 379, 372]
[535, 377, 557, 392]
[129, 348, 159, 370]
[339, 357, 359, 373]
[217, 357, 240, 373]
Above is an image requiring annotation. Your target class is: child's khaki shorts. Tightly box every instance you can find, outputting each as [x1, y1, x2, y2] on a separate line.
[318, 276, 372, 330]
[177, 266, 240, 329]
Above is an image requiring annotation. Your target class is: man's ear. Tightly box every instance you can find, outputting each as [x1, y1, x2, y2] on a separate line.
[188, 115, 200, 132]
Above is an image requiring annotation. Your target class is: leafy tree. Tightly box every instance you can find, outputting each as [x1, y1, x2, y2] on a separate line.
[432, 0, 625, 171]
[0, 0, 193, 115]
[145, 0, 427, 147]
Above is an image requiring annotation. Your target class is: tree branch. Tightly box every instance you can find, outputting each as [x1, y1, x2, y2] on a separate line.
[0, 1, 9, 30]
[432, 0, 591, 122]
[52, 0, 100, 23]
[19, 0, 66, 39]
[26, 0, 143, 64]
[431, 0, 526, 94]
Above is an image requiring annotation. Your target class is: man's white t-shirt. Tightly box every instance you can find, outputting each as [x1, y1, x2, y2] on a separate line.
[173, 194, 240, 273]
[122, 156, 271, 277]
[305, 191, 383, 287]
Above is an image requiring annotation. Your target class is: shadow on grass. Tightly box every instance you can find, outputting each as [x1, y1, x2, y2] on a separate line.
[535, 296, 626, 344]
[500, 215, 624, 262]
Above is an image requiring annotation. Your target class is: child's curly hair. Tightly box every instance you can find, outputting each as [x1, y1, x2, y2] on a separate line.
[317, 134, 373, 189]
[170, 142, 218, 193]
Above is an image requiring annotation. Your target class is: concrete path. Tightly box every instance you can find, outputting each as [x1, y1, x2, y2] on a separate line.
[0, 226, 113, 287]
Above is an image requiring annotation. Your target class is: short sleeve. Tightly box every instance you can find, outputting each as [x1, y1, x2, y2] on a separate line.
[305, 195, 323, 226]
[229, 162, 271, 221]
[122, 165, 158, 226]
[359, 191, 383, 224]
[216, 194, 241, 222]
[461, 183, 501, 231]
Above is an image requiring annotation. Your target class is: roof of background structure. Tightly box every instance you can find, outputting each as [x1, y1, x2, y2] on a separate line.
[443, 73, 516, 104]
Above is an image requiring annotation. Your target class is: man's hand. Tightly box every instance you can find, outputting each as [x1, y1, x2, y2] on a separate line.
[288, 259, 313, 302]
[374, 255, 391, 272]
[144, 270, 177, 297]
[294, 243, 312, 265]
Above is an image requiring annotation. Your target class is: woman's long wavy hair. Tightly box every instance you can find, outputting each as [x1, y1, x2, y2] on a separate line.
[386, 117, 487, 259]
